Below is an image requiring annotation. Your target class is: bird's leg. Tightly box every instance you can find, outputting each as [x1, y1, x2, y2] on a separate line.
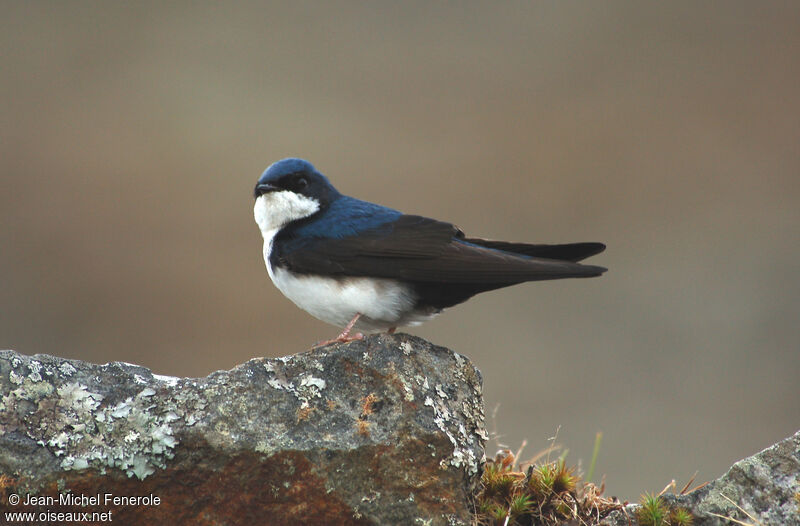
[338, 313, 363, 340]
[313, 313, 364, 348]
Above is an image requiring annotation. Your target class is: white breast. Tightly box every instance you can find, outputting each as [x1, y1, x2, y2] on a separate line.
[270, 266, 427, 331]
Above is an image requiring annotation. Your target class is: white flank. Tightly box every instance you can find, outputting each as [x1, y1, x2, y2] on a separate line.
[271, 267, 435, 331]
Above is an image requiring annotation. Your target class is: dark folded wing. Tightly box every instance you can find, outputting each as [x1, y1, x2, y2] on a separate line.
[277, 215, 606, 283]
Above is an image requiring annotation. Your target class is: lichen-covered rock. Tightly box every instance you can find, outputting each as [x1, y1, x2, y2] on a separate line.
[0, 334, 487, 525]
[601, 430, 800, 526]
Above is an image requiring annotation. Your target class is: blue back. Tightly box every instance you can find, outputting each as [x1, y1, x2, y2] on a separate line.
[292, 195, 402, 240]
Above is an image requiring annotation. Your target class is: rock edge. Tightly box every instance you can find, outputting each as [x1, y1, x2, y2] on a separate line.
[0, 334, 487, 526]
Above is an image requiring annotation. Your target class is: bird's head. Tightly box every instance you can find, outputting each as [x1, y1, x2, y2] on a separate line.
[253, 158, 340, 234]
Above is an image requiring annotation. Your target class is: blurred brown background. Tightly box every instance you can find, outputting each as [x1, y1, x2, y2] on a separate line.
[2, 1, 798, 500]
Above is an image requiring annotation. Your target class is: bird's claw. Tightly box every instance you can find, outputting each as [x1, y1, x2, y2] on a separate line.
[312, 332, 364, 348]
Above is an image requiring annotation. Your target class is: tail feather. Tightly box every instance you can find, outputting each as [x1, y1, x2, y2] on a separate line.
[463, 240, 606, 262]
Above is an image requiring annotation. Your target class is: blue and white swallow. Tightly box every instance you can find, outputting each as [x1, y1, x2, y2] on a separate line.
[253, 158, 606, 345]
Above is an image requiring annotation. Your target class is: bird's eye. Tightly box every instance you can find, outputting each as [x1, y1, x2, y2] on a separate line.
[296, 177, 308, 190]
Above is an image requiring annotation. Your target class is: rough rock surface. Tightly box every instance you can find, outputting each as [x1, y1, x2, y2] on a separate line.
[601, 430, 800, 526]
[0, 334, 487, 525]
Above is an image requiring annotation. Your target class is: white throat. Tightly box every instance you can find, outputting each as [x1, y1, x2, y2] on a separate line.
[254, 191, 320, 285]
[253, 191, 320, 239]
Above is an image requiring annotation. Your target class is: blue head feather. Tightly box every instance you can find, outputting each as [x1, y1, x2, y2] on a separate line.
[258, 158, 404, 251]
[258, 158, 332, 186]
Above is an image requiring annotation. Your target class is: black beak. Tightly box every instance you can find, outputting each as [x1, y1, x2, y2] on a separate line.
[254, 183, 277, 198]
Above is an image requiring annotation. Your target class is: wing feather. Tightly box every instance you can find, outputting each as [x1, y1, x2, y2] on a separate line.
[276, 215, 606, 283]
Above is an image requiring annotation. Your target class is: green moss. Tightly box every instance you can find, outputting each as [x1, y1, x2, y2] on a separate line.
[473, 441, 698, 526]
[670, 507, 695, 526]
[636, 493, 668, 526]
[474, 448, 621, 526]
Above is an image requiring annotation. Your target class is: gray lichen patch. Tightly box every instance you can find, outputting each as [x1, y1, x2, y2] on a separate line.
[0, 353, 182, 480]
[423, 380, 486, 477]
[360, 334, 487, 478]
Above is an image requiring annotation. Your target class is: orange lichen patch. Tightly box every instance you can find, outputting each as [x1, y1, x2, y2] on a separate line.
[296, 406, 314, 422]
[356, 393, 381, 437]
[0, 474, 16, 492]
[0, 473, 18, 506]
[361, 393, 379, 417]
[341, 358, 368, 379]
[357, 419, 370, 437]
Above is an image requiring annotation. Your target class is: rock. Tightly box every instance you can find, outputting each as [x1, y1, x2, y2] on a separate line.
[601, 430, 800, 526]
[0, 334, 487, 526]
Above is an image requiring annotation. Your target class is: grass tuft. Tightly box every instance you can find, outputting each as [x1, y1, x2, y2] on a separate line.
[670, 506, 695, 526]
[474, 433, 702, 526]
[636, 492, 668, 526]
[474, 446, 623, 526]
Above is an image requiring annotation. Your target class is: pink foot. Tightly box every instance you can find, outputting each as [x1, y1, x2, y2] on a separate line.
[313, 313, 364, 348]
[312, 332, 364, 348]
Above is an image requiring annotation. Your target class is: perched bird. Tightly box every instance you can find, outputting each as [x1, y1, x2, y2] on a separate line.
[254, 158, 606, 345]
